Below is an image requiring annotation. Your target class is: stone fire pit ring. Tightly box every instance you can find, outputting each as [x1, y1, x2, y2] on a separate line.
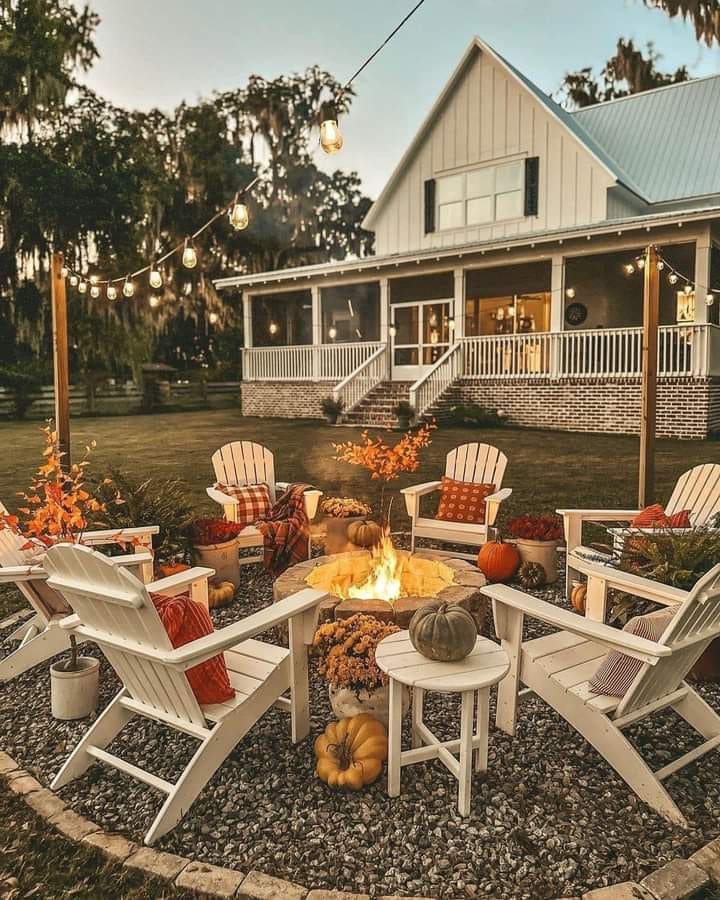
[274, 549, 489, 631]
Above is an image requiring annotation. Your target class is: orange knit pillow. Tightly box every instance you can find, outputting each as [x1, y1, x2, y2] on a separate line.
[436, 477, 495, 525]
[631, 504, 691, 529]
[151, 591, 234, 706]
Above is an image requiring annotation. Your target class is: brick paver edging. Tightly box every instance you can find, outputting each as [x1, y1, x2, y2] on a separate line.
[2, 748, 720, 900]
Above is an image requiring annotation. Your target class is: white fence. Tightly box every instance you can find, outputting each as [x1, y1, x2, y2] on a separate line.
[243, 342, 384, 381]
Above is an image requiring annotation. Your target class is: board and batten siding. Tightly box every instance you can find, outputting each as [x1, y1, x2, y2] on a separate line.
[372, 47, 616, 257]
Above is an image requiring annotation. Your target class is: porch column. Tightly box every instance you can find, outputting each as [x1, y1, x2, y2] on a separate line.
[453, 268, 465, 339]
[243, 293, 253, 348]
[694, 230, 712, 324]
[311, 284, 321, 378]
[550, 254, 564, 377]
[380, 277, 390, 378]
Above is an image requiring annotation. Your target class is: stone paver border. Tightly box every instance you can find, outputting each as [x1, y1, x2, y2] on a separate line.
[2, 747, 720, 899]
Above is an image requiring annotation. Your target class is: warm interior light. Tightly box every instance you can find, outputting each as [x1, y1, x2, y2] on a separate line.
[319, 119, 343, 155]
[328, 326, 337, 340]
[706, 293, 715, 306]
[229, 198, 249, 231]
[269, 321, 279, 335]
[565, 287, 576, 299]
[149, 266, 163, 289]
[624, 263, 635, 275]
[123, 276, 135, 298]
[389, 324, 397, 337]
[208, 311, 219, 324]
[182, 239, 197, 269]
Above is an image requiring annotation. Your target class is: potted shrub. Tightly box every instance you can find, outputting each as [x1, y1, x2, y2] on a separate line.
[393, 400, 415, 430]
[50, 635, 100, 720]
[312, 614, 409, 728]
[507, 514, 563, 584]
[191, 518, 246, 587]
[321, 396, 345, 425]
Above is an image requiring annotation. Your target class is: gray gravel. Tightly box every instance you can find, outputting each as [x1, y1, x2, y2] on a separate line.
[1, 541, 719, 899]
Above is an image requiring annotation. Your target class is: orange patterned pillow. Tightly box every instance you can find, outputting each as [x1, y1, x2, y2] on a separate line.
[436, 477, 495, 525]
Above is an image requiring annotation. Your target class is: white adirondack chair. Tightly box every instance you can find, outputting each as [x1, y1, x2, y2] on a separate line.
[559, 463, 720, 598]
[0, 507, 158, 682]
[206, 441, 322, 563]
[483, 563, 720, 826]
[401, 443, 512, 558]
[43, 543, 327, 845]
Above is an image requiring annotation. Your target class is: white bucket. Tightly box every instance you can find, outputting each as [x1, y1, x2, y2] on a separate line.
[50, 656, 100, 720]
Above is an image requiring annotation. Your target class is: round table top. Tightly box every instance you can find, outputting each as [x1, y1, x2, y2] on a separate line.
[375, 631, 510, 692]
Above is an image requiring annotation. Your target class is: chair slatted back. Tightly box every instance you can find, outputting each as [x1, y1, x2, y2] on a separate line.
[44, 544, 206, 728]
[211, 442, 277, 501]
[666, 464, 720, 527]
[445, 443, 507, 489]
[616, 563, 720, 717]
[0, 510, 63, 621]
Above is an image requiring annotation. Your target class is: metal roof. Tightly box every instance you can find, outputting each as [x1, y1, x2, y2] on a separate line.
[572, 75, 720, 204]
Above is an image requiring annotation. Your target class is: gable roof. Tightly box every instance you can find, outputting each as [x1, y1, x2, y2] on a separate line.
[571, 74, 720, 204]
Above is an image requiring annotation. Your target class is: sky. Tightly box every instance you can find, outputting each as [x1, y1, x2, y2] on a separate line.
[82, 0, 720, 198]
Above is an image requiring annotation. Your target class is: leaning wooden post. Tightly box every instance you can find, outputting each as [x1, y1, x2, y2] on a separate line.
[639, 244, 659, 507]
[51, 251, 71, 466]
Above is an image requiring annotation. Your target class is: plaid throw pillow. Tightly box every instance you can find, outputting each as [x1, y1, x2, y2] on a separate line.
[217, 483, 271, 525]
[589, 607, 676, 698]
[436, 476, 495, 525]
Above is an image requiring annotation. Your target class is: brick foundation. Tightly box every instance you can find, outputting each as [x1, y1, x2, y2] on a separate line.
[241, 381, 331, 418]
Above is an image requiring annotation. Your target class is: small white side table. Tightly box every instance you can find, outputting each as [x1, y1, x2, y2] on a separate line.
[376, 631, 509, 816]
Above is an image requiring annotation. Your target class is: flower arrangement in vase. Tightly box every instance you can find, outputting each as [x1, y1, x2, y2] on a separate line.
[507, 513, 564, 584]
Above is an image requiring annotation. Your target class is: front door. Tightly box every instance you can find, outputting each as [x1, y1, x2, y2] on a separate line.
[391, 300, 452, 381]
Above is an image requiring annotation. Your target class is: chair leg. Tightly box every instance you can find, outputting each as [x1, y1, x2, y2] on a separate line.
[51, 690, 134, 790]
[0, 624, 71, 682]
[673, 688, 720, 741]
[6, 613, 42, 644]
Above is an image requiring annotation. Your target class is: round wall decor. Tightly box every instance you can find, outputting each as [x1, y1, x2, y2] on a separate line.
[565, 302, 588, 326]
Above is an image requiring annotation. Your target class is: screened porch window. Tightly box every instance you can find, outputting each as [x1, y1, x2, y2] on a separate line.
[436, 161, 524, 231]
[321, 282, 380, 342]
[465, 262, 551, 336]
[252, 290, 312, 346]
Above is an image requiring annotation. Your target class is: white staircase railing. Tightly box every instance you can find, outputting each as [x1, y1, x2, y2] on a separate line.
[409, 342, 463, 418]
[333, 344, 389, 412]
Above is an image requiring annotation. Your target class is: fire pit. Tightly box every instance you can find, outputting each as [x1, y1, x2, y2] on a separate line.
[273, 541, 488, 630]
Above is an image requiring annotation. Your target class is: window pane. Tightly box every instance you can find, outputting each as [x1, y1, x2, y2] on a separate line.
[394, 306, 419, 344]
[438, 201, 464, 230]
[252, 290, 312, 346]
[423, 345, 449, 364]
[395, 347, 419, 366]
[436, 173, 463, 204]
[423, 303, 451, 345]
[321, 282, 380, 342]
[496, 190, 523, 221]
[466, 167, 494, 199]
[496, 161, 523, 193]
[466, 196, 493, 225]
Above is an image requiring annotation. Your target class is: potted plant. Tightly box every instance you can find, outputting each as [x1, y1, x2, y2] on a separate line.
[321, 396, 345, 425]
[507, 513, 563, 584]
[393, 400, 415, 430]
[191, 518, 246, 587]
[312, 614, 409, 727]
[319, 496, 374, 554]
[50, 635, 100, 720]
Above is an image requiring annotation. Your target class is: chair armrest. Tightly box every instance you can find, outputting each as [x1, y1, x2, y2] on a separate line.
[569, 556, 688, 607]
[105, 551, 154, 570]
[206, 486, 238, 507]
[483, 583, 671, 664]
[146, 567, 215, 597]
[558, 508, 640, 523]
[401, 481, 442, 497]
[485, 487, 512, 527]
[83, 526, 159, 545]
[0, 564, 47, 584]
[166, 587, 328, 668]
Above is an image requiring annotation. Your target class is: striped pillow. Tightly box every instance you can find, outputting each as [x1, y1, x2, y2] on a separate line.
[589, 607, 676, 698]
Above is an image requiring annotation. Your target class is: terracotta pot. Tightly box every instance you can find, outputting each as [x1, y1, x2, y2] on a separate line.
[193, 538, 241, 588]
[514, 539, 559, 584]
[329, 683, 409, 729]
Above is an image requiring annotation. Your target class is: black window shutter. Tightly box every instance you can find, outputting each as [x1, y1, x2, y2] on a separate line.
[524, 157, 539, 217]
[424, 178, 436, 234]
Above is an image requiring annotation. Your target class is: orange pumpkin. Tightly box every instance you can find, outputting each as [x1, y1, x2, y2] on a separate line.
[478, 536, 520, 583]
[156, 562, 191, 579]
[570, 582, 587, 614]
[314, 714, 388, 790]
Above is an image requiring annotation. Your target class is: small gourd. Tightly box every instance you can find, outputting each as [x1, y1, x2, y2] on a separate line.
[570, 582, 587, 614]
[157, 561, 190, 579]
[409, 602, 477, 662]
[347, 519, 383, 548]
[314, 713, 388, 790]
[208, 580, 235, 609]
[518, 560, 546, 589]
[478, 535, 520, 583]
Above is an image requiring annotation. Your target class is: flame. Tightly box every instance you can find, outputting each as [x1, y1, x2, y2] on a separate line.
[345, 532, 404, 603]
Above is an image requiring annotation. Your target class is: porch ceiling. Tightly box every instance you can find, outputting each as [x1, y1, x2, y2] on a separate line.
[214, 204, 720, 291]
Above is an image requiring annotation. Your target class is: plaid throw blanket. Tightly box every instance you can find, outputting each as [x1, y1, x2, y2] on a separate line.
[255, 483, 311, 575]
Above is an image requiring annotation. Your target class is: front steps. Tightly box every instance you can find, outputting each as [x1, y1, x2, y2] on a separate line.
[342, 382, 412, 427]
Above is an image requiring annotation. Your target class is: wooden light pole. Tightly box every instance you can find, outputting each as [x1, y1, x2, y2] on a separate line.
[639, 244, 660, 507]
[51, 251, 71, 466]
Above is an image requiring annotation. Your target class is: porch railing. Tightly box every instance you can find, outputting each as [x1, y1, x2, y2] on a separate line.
[333, 344, 389, 411]
[409, 342, 464, 417]
[243, 342, 383, 381]
[461, 324, 719, 380]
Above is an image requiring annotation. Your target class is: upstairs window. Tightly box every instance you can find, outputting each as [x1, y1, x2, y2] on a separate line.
[436, 161, 525, 230]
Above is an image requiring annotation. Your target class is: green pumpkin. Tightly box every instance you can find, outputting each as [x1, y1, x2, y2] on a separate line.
[409, 602, 478, 662]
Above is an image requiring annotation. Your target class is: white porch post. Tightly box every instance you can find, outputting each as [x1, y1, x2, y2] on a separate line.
[550, 253, 564, 377]
[243, 293, 253, 348]
[380, 277, 390, 378]
[453, 268, 465, 340]
[694, 229, 712, 325]
[311, 284, 321, 379]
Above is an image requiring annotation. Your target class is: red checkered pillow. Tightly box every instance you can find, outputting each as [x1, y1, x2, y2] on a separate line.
[217, 483, 271, 525]
[436, 477, 495, 524]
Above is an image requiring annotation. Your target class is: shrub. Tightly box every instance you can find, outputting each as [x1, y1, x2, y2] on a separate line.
[450, 404, 508, 428]
[0, 363, 43, 419]
[321, 396, 345, 417]
[393, 400, 415, 421]
[507, 513, 563, 542]
[619, 526, 720, 591]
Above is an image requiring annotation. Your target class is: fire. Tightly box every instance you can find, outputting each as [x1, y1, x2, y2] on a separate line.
[345, 532, 404, 603]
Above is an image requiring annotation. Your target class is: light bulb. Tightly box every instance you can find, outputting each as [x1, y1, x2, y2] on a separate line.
[319, 119, 343, 155]
[106, 284, 118, 300]
[149, 266, 163, 289]
[389, 324, 397, 338]
[90, 274, 98, 285]
[182, 239, 197, 269]
[657, 260, 665, 271]
[328, 326, 337, 340]
[269, 321, 278, 335]
[90, 284, 100, 298]
[149, 295, 161, 308]
[683, 283, 693, 295]
[122, 276, 135, 298]
[208, 311, 219, 325]
[183, 281, 193, 296]
[78, 280, 87, 294]
[624, 263, 635, 275]
[448, 318, 456, 332]
[669, 273, 679, 285]
[706, 293, 715, 306]
[69, 275, 78, 287]
[229, 198, 249, 231]
[60, 266, 69, 278]
[636, 257, 645, 270]
[565, 287, 576, 299]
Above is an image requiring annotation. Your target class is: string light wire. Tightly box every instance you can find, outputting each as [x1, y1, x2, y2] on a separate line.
[627, 246, 720, 302]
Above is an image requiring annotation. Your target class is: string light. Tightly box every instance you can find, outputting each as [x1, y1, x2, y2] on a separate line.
[707, 293, 716, 306]
[69, 275, 78, 287]
[78, 280, 87, 294]
[106, 284, 118, 300]
[229, 195, 249, 231]
[149, 295, 161, 308]
[90, 284, 100, 298]
[60, 265, 69, 278]
[683, 283, 693, 296]
[624, 263, 635, 275]
[319, 119, 343, 155]
[208, 311, 219, 325]
[657, 260, 665, 271]
[123, 276, 135, 298]
[149, 265, 163, 289]
[389, 323, 397, 337]
[565, 287, 576, 299]
[182, 238, 198, 269]
[669, 273, 678, 285]
[636, 257, 645, 270]
[623, 246, 720, 309]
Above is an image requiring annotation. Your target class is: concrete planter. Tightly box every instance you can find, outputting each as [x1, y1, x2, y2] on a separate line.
[515, 538, 560, 584]
[329, 683, 410, 729]
[194, 538, 241, 587]
[50, 656, 100, 720]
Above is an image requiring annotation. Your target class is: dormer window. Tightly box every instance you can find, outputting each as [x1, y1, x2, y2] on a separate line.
[436, 160, 525, 230]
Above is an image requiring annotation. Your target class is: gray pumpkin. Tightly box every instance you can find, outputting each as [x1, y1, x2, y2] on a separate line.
[408, 602, 478, 662]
